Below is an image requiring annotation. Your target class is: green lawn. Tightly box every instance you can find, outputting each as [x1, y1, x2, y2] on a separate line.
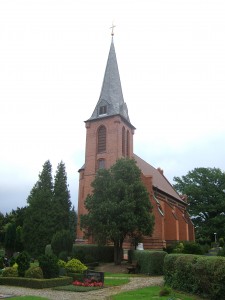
[109, 285, 204, 300]
[9, 297, 49, 300]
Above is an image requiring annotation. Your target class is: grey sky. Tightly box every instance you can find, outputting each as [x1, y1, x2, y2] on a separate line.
[1, 0, 225, 214]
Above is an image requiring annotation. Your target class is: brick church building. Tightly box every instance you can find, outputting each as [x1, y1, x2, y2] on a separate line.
[76, 36, 195, 249]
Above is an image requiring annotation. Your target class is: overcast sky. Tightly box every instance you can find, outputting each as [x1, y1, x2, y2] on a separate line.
[1, 0, 225, 214]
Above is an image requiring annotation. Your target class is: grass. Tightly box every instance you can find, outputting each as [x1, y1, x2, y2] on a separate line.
[108, 285, 204, 300]
[9, 297, 49, 300]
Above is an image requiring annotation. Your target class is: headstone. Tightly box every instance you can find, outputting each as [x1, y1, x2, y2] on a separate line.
[136, 243, 144, 250]
[83, 270, 104, 284]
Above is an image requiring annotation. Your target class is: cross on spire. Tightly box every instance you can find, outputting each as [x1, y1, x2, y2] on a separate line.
[110, 23, 116, 36]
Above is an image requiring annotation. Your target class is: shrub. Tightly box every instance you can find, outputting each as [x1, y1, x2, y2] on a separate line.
[218, 245, 225, 257]
[58, 251, 68, 262]
[72, 244, 114, 263]
[25, 266, 43, 279]
[172, 242, 184, 253]
[65, 258, 87, 273]
[16, 251, 30, 277]
[2, 266, 18, 277]
[219, 238, 224, 247]
[159, 286, 172, 296]
[38, 254, 59, 279]
[128, 250, 167, 275]
[58, 259, 66, 268]
[51, 230, 73, 257]
[9, 256, 16, 267]
[183, 241, 203, 255]
[45, 244, 53, 256]
[164, 254, 225, 300]
[0, 256, 4, 269]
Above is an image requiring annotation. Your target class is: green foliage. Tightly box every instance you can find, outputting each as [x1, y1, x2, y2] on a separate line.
[4, 222, 16, 256]
[183, 241, 203, 254]
[45, 244, 53, 256]
[65, 258, 87, 273]
[218, 245, 225, 257]
[173, 167, 225, 241]
[22, 160, 54, 257]
[164, 254, 225, 300]
[173, 242, 184, 253]
[159, 286, 172, 296]
[58, 251, 68, 261]
[81, 158, 154, 264]
[16, 251, 30, 277]
[25, 266, 43, 279]
[129, 250, 167, 275]
[38, 254, 59, 279]
[52, 161, 72, 232]
[57, 259, 66, 268]
[9, 256, 16, 267]
[72, 244, 114, 263]
[219, 237, 224, 247]
[2, 266, 18, 277]
[51, 229, 73, 257]
[0, 276, 72, 288]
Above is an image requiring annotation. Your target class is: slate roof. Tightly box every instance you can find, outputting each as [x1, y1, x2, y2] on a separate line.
[88, 38, 133, 127]
[133, 154, 183, 202]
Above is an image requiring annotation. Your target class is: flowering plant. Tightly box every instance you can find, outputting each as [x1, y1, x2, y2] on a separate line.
[73, 278, 103, 287]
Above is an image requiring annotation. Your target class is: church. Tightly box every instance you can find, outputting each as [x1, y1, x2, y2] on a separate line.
[76, 34, 195, 249]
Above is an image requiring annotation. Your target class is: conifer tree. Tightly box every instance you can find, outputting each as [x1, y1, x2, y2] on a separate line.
[23, 160, 54, 256]
[52, 161, 72, 233]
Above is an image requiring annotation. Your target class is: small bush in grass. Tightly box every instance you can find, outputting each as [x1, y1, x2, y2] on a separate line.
[38, 254, 59, 279]
[16, 251, 30, 277]
[25, 266, 43, 279]
[2, 266, 18, 277]
[159, 286, 172, 296]
[65, 258, 87, 273]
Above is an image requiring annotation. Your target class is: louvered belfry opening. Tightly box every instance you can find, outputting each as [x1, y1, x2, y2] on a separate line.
[97, 125, 106, 153]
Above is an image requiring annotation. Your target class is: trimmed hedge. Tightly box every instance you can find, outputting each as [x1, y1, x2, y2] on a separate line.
[45, 244, 114, 263]
[164, 254, 225, 300]
[0, 276, 73, 289]
[128, 250, 167, 275]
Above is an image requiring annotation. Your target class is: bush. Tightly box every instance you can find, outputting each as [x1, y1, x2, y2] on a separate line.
[16, 251, 30, 277]
[38, 254, 59, 279]
[164, 254, 225, 300]
[57, 259, 66, 268]
[183, 241, 203, 255]
[51, 230, 73, 257]
[0, 256, 4, 269]
[2, 267, 18, 277]
[25, 266, 43, 279]
[72, 244, 114, 263]
[58, 251, 68, 262]
[45, 244, 53, 256]
[128, 250, 167, 275]
[65, 258, 87, 273]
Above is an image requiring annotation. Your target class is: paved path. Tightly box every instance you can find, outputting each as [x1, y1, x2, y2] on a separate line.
[0, 276, 163, 299]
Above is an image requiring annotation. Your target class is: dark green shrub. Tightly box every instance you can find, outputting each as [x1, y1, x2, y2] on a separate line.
[159, 286, 172, 296]
[38, 254, 59, 279]
[0, 256, 4, 269]
[129, 250, 167, 275]
[25, 266, 43, 279]
[58, 251, 68, 261]
[2, 266, 18, 277]
[51, 230, 73, 257]
[72, 244, 114, 263]
[183, 241, 203, 254]
[218, 245, 225, 256]
[219, 238, 224, 247]
[16, 251, 30, 277]
[164, 254, 225, 300]
[45, 244, 53, 256]
[9, 256, 16, 267]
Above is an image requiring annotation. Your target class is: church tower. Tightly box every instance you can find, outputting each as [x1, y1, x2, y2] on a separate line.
[76, 35, 195, 246]
[76, 37, 135, 241]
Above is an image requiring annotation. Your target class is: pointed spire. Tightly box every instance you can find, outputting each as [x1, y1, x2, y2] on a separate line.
[88, 38, 132, 125]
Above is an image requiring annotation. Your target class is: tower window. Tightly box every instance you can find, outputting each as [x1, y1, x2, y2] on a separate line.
[98, 159, 105, 169]
[122, 127, 125, 156]
[97, 125, 106, 153]
[126, 130, 130, 157]
[99, 105, 107, 115]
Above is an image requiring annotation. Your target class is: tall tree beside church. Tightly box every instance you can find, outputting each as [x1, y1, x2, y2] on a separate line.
[81, 158, 155, 265]
[173, 167, 225, 241]
[52, 161, 72, 233]
[23, 160, 54, 257]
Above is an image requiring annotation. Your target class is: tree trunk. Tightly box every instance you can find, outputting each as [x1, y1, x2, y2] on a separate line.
[114, 240, 123, 265]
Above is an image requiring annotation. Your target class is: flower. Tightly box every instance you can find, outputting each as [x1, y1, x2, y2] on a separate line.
[73, 279, 103, 287]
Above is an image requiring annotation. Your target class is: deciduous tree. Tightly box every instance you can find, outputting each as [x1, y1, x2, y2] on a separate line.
[173, 167, 225, 241]
[80, 158, 154, 265]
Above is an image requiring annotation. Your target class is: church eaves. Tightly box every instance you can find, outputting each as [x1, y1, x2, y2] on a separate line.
[87, 38, 134, 128]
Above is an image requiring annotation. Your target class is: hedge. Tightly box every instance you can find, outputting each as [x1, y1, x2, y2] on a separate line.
[128, 250, 167, 275]
[0, 276, 73, 289]
[72, 244, 114, 263]
[45, 244, 114, 263]
[164, 254, 225, 300]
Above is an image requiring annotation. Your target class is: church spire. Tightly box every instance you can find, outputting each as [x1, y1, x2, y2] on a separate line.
[88, 37, 133, 126]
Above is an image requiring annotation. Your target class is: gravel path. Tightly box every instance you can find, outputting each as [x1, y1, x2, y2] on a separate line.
[0, 276, 164, 299]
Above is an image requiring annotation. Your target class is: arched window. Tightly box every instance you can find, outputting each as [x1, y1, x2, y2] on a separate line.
[126, 130, 130, 157]
[122, 127, 125, 156]
[98, 159, 105, 169]
[97, 125, 106, 153]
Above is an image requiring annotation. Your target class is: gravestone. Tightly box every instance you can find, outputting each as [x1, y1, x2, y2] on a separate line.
[83, 270, 104, 284]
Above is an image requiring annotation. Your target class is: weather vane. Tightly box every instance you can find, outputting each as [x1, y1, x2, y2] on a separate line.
[110, 23, 116, 36]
